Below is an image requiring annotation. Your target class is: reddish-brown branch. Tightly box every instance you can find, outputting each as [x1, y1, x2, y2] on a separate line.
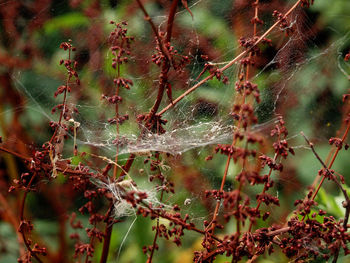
[301, 132, 350, 230]
[113, 40, 124, 179]
[119, 0, 182, 179]
[0, 192, 25, 256]
[147, 69, 168, 121]
[311, 121, 350, 201]
[119, 154, 136, 178]
[99, 223, 113, 263]
[208, 153, 231, 232]
[248, 154, 277, 232]
[103, 3, 181, 259]
[205, 65, 251, 256]
[158, 0, 303, 116]
[0, 145, 30, 161]
[253, 0, 260, 34]
[166, 0, 180, 43]
[19, 191, 44, 263]
[140, 199, 222, 243]
[144, 0, 178, 121]
[266, 226, 290, 236]
[147, 187, 164, 263]
[203, 226, 291, 261]
[0, 146, 93, 177]
[49, 48, 72, 146]
[235, 0, 262, 239]
[99, 203, 115, 263]
[135, 0, 172, 62]
[101, 34, 124, 263]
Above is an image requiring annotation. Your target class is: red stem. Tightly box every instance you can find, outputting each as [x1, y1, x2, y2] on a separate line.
[311, 121, 350, 201]
[147, 189, 164, 263]
[49, 48, 72, 145]
[146, 0, 178, 121]
[166, 0, 179, 43]
[19, 190, 44, 263]
[158, 0, 302, 116]
[99, 223, 113, 263]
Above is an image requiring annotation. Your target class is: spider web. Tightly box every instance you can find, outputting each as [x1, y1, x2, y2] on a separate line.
[7, 2, 348, 158]
[1, 0, 350, 260]
[3, 0, 349, 215]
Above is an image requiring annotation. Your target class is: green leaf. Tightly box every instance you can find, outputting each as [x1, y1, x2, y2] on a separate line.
[43, 13, 89, 34]
[316, 188, 345, 218]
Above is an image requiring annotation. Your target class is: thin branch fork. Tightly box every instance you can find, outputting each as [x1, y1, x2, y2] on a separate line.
[158, 0, 303, 116]
[311, 121, 350, 201]
[301, 132, 350, 230]
[0, 146, 92, 177]
[140, 200, 223, 243]
[135, 0, 172, 63]
[301, 132, 350, 263]
[119, 0, 182, 177]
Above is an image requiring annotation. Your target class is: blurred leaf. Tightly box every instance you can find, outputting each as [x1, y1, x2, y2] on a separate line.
[43, 13, 89, 34]
[316, 188, 344, 218]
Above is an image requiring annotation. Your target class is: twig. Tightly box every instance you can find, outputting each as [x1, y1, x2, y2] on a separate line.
[135, 0, 172, 63]
[158, 0, 303, 116]
[301, 132, 350, 227]
[0, 192, 25, 256]
[138, 199, 223, 243]
[19, 191, 44, 263]
[0, 146, 95, 178]
[266, 226, 290, 236]
[147, 155, 166, 263]
[165, 0, 180, 43]
[99, 203, 114, 263]
[301, 132, 350, 263]
[140, 0, 178, 121]
[310, 121, 350, 201]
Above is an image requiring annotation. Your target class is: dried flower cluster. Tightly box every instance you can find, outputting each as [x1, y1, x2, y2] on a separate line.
[0, 0, 349, 263]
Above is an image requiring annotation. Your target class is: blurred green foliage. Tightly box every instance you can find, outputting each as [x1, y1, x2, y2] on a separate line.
[0, 0, 350, 262]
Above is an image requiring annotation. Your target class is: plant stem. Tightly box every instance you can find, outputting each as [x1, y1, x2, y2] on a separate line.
[311, 122, 350, 201]
[99, 223, 113, 263]
[135, 0, 172, 62]
[158, 0, 302, 116]
[19, 190, 44, 263]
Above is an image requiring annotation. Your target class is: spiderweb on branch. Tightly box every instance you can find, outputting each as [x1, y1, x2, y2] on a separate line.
[8, 3, 348, 160]
[1, 1, 350, 262]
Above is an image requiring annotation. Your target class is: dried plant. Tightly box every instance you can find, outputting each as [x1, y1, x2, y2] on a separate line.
[0, 0, 349, 263]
